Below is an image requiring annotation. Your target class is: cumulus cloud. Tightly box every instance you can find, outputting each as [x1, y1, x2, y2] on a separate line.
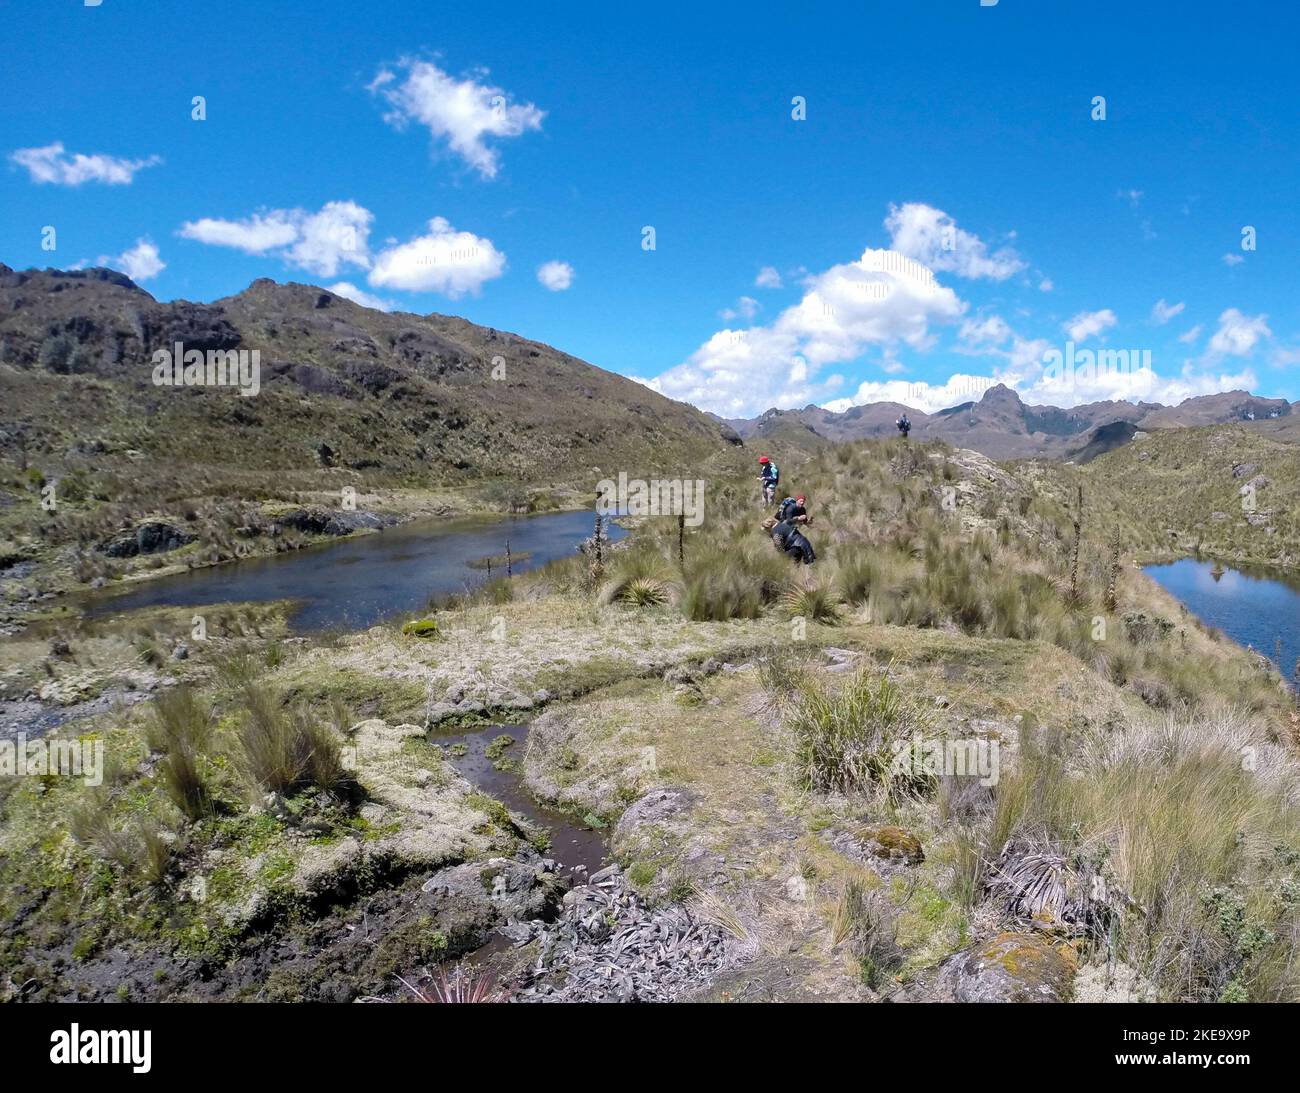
[822, 374, 997, 415]
[1065, 308, 1117, 343]
[536, 260, 574, 291]
[178, 211, 300, 253]
[368, 216, 505, 297]
[9, 142, 161, 186]
[286, 203, 373, 277]
[719, 296, 758, 321]
[1206, 308, 1270, 358]
[755, 266, 782, 289]
[884, 203, 1026, 281]
[328, 282, 396, 312]
[1038, 277, 1054, 292]
[179, 201, 372, 277]
[1178, 324, 1203, 345]
[1151, 299, 1184, 324]
[368, 59, 543, 179]
[1222, 253, 1245, 266]
[637, 246, 965, 417]
[99, 239, 165, 282]
[958, 315, 1012, 347]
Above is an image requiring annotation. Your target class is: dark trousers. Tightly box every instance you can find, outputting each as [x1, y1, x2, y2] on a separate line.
[784, 533, 815, 564]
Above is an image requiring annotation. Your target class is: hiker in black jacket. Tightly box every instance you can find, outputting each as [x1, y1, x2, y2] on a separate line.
[775, 493, 810, 525]
[771, 518, 816, 565]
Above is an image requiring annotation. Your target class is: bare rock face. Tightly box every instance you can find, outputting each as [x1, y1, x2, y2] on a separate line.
[613, 787, 696, 844]
[99, 519, 196, 558]
[934, 932, 1078, 1003]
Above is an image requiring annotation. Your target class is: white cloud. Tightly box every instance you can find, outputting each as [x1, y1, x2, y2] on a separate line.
[179, 201, 373, 277]
[287, 203, 373, 277]
[719, 296, 759, 321]
[1118, 188, 1144, 207]
[1178, 324, 1203, 345]
[884, 202, 1026, 281]
[958, 315, 1012, 347]
[1222, 253, 1245, 266]
[178, 211, 300, 253]
[822, 374, 997, 415]
[328, 282, 396, 312]
[1151, 299, 1185, 324]
[1206, 308, 1270, 358]
[637, 245, 965, 417]
[99, 239, 165, 282]
[1065, 308, 1117, 343]
[368, 216, 505, 297]
[369, 59, 544, 179]
[9, 142, 161, 186]
[536, 260, 574, 291]
[1038, 277, 1054, 292]
[755, 265, 782, 289]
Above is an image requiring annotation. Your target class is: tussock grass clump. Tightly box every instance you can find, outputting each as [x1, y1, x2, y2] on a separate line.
[147, 686, 217, 820]
[987, 708, 1300, 1001]
[790, 668, 935, 800]
[757, 642, 817, 707]
[236, 684, 351, 798]
[829, 876, 900, 989]
[598, 549, 679, 608]
[781, 582, 841, 626]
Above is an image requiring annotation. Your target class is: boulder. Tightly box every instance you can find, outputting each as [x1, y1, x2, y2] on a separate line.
[935, 932, 1078, 1002]
[99, 519, 196, 558]
[822, 823, 924, 866]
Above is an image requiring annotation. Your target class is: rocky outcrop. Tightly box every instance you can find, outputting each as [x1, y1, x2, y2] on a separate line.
[99, 519, 196, 558]
[934, 932, 1078, 1003]
[277, 508, 395, 536]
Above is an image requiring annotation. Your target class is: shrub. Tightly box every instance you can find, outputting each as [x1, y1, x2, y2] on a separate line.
[789, 668, 935, 800]
[147, 686, 217, 819]
[236, 685, 353, 799]
[598, 549, 678, 608]
[781, 582, 841, 626]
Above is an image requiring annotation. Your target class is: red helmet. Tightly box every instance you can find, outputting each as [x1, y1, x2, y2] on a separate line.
[758, 455, 769, 464]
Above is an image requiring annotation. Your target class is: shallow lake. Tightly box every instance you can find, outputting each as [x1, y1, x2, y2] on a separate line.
[1144, 558, 1300, 679]
[80, 508, 625, 632]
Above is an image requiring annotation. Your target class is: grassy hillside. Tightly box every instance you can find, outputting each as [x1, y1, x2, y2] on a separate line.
[1013, 423, 1300, 571]
[6, 436, 1296, 1002]
[0, 267, 740, 602]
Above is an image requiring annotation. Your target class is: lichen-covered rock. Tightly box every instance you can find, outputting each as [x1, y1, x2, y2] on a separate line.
[935, 932, 1078, 1002]
[822, 823, 924, 866]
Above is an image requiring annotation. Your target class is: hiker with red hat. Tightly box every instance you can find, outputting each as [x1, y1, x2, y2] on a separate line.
[756, 455, 779, 505]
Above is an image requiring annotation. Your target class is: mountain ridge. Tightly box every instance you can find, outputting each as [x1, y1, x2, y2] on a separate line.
[722, 383, 1291, 461]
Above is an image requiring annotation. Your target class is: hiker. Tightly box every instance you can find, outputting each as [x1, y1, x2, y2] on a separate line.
[771, 517, 816, 565]
[756, 455, 779, 504]
[896, 413, 911, 439]
[775, 493, 811, 525]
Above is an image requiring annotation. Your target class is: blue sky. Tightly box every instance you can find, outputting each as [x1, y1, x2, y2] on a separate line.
[3, 0, 1297, 416]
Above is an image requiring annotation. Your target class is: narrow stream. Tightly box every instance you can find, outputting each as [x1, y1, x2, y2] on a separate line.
[436, 722, 608, 880]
